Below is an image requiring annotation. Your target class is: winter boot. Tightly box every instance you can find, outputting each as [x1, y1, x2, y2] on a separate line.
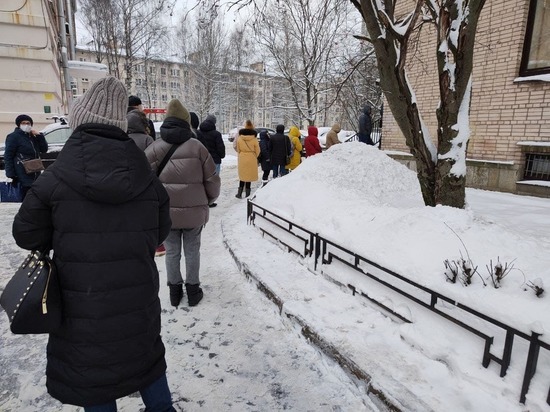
[245, 187, 251, 197]
[261, 180, 269, 187]
[168, 283, 183, 307]
[185, 283, 204, 307]
[235, 187, 243, 199]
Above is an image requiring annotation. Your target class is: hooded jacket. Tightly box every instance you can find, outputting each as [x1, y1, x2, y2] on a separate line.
[325, 123, 342, 149]
[269, 125, 291, 167]
[12, 123, 171, 407]
[198, 118, 226, 164]
[304, 126, 322, 157]
[127, 109, 154, 151]
[145, 117, 221, 228]
[358, 105, 374, 144]
[287, 126, 303, 170]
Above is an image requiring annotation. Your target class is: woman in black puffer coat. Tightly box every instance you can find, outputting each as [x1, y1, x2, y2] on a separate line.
[12, 77, 174, 411]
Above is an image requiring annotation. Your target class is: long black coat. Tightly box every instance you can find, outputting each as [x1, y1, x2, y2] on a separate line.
[198, 119, 226, 165]
[269, 132, 291, 167]
[12, 123, 171, 407]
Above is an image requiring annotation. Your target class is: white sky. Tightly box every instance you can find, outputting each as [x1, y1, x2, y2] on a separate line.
[1, 141, 550, 410]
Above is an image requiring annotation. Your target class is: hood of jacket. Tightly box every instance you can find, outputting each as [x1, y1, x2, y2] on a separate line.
[160, 117, 194, 145]
[199, 119, 216, 133]
[363, 105, 371, 115]
[126, 109, 148, 134]
[288, 126, 301, 139]
[307, 126, 318, 137]
[53, 124, 154, 204]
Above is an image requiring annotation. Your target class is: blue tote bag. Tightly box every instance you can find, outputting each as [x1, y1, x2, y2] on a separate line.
[0, 182, 23, 202]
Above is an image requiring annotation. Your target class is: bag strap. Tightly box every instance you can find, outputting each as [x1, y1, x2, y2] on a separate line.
[156, 144, 179, 177]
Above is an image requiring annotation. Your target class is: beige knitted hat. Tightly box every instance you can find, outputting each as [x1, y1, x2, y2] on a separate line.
[166, 99, 191, 124]
[69, 77, 128, 131]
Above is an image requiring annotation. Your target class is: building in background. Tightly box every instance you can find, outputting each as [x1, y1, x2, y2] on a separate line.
[0, 0, 79, 140]
[72, 47, 351, 133]
[382, 0, 550, 198]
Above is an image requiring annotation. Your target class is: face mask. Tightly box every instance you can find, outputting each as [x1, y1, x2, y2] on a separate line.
[20, 125, 32, 133]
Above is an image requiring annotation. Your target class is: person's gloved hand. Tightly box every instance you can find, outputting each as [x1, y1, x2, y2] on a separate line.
[11, 177, 19, 186]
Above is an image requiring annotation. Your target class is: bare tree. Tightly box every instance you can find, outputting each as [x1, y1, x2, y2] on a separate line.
[348, 0, 486, 208]
[79, 0, 175, 89]
[176, 1, 227, 119]
[229, 0, 486, 208]
[249, 0, 365, 126]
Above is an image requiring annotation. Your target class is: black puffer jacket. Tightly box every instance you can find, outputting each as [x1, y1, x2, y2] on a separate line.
[12, 123, 171, 407]
[198, 119, 225, 164]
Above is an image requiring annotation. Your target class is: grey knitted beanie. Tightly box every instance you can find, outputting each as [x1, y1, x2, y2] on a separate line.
[70, 77, 128, 131]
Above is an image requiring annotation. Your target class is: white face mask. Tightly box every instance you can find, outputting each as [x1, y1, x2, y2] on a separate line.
[20, 124, 32, 133]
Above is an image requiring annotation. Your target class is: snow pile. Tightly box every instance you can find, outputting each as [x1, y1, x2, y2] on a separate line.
[255, 142, 424, 210]
[253, 143, 550, 335]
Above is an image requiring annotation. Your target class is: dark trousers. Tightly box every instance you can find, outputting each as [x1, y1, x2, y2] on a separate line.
[83, 373, 175, 412]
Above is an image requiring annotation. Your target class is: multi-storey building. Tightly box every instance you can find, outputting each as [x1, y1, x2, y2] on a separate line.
[0, 0, 76, 139]
[73, 47, 351, 133]
[383, 0, 550, 197]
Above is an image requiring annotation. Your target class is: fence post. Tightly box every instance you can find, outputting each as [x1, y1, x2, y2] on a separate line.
[520, 332, 541, 403]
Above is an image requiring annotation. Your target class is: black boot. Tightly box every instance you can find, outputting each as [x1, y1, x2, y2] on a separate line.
[245, 187, 251, 197]
[235, 187, 243, 199]
[168, 283, 183, 307]
[185, 283, 204, 307]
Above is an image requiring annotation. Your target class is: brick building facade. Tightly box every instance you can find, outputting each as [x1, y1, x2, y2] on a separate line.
[382, 0, 550, 197]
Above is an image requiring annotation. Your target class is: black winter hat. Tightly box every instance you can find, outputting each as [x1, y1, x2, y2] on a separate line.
[128, 95, 142, 107]
[190, 112, 200, 129]
[276, 124, 285, 133]
[15, 114, 33, 126]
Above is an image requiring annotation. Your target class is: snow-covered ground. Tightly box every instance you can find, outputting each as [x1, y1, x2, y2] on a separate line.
[1, 141, 550, 411]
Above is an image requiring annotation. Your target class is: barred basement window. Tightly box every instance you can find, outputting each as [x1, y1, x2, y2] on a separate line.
[524, 153, 550, 180]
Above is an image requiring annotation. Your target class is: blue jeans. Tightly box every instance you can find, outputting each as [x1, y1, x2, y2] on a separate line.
[272, 164, 288, 178]
[84, 373, 175, 412]
[215, 163, 221, 175]
[164, 227, 202, 285]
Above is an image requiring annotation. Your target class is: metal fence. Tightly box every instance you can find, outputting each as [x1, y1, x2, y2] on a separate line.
[246, 199, 550, 406]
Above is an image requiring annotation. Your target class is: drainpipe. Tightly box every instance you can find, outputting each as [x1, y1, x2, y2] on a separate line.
[65, 0, 76, 58]
[57, 0, 73, 112]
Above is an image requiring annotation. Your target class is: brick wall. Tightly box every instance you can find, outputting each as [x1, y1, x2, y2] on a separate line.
[383, 0, 550, 178]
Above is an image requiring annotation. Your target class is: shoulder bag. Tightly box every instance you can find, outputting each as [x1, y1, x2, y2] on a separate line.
[156, 144, 179, 177]
[0, 250, 62, 334]
[21, 158, 45, 174]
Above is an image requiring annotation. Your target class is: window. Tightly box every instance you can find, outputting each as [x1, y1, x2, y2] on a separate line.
[149, 66, 155, 74]
[136, 79, 142, 86]
[160, 67, 166, 75]
[161, 81, 167, 88]
[81, 78, 89, 83]
[520, 0, 550, 76]
[524, 153, 550, 181]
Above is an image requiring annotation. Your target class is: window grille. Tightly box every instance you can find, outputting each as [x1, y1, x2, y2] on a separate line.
[524, 153, 550, 180]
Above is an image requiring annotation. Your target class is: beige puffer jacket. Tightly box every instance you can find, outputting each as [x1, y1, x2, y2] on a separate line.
[146, 118, 220, 229]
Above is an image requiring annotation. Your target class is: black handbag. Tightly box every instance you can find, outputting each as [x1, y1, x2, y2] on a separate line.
[0, 251, 62, 334]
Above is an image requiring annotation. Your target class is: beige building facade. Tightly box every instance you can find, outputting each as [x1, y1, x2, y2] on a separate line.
[0, 0, 78, 140]
[383, 0, 550, 197]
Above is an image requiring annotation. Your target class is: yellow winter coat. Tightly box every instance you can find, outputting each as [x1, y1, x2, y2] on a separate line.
[236, 129, 260, 182]
[287, 126, 303, 171]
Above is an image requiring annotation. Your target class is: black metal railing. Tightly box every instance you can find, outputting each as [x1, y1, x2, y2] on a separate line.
[247, 199, 550, 406]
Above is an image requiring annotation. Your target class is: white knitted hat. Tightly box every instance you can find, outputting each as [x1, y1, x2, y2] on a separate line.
[69, 77, 128, 131]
